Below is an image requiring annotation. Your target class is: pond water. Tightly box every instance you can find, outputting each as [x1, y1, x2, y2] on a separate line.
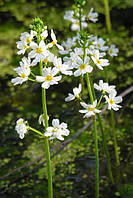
[0, 79, 133, 198]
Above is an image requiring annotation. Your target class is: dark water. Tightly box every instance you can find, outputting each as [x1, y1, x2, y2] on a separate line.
[0, 79, 133, 198]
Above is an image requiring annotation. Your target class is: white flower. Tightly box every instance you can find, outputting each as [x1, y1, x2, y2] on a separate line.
[38, 114, 49, 126]
[91, 50, 109, 70]
[64, 48, 84, 69]
[36, 67, 62, 89]
[95, 38, 108, 51]
[59, 37, 76, 55]
[65, 84, 82, 102]
[20, 30, 36, 44]
[42, 51, 55, 64]
[74, 56, 93, 76]
[79, 100, 101, 118]
[11, 66, 30, 86]
[94, 80, 116, 94]
[71, 17, 88, 31]
[53, 57, 72, 76]
[19, 56, 31, 69]
[48, 29, 64, 50]
[104, 92, 122, 111]
[64, 10, 74, 21]
[87, 48, 106, 58]
[15, 118, 29, 139]
[41, 29, 48, 40]
[108, 44, 119, 57]
[16, 40, 29, 55]
[29, 40, 48, 65]
[44, 119, 70, 140]
[87, 8, 98, 23]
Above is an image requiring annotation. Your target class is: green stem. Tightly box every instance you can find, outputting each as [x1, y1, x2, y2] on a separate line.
[110, 109, 120, 165]
[93, 116, 99, 198]
[28, 77, 37, 82]
[79, 7, 82, 32]
[29, 126, 44, 137]
[85, 73, 94, 103]
[103, 0, 112, 33]
[104, 66, 120, 166]
[78, 96, 85, 103]
[97, 115, 114, 183]
[40, 60, 53, 198]
[97, 95, 103, 107]
[90, 76, 114, 184]
[85, 73, 99, 198]
[31, 71, 36, 78]
[80, 75, 85, 96]
[105, 67, 109, 83]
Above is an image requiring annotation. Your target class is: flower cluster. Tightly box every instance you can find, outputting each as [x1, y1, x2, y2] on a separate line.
[12, 26, 68, 88]
[63, 6, 122, 118]
[13, 20, 70, 141]
[94, 80, 122, 111]
[64, 8, 98, 31]
[44, 119, 70, 140]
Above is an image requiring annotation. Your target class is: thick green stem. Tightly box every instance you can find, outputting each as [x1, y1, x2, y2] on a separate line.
[103, 0, 112, 33]
[40, 60, 53, 198]
[93, 116, 99, 198]
[85, 73, 94, 103]
[85, 73, 99, 198]
[111, 109, 120, 165]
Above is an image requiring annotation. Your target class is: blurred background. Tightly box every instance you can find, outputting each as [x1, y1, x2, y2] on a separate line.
[0, 0, 133, 197]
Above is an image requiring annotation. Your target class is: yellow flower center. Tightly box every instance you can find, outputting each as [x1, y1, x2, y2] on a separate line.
[24, 45, 27, 49]
[26, 37, 31, 43]
[97, 44, 101, 48]
[21, 73, 26, 78]
[110, 50, 112, 54]
[18, 120, 23, 125]
[58, 65, 61, 68]
[45, 75, 53, 82]
[43, 59, 48, 63]
[52, 40, 56, 45]
[102, 89, 106, 93]
[41, 36, 45, 40]
[96, 59, 101, 64]
[76, 22, 80, 26]
[109, 98, 114, 104]
[88, 106, 95, 111]
[36, 47, 43, 54]
[80, 64, 86, 70]
[53, 127, 58, 133]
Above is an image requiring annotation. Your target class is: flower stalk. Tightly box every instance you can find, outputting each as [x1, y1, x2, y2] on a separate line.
[103, 0, 112, 33]
[97, 115, 114, 183]
[104, 68, 120, 166]
[85, 73, 99, 198]
[90, 77, 114, 184]
[111, 109, 120, 165]
[40, 60, 53, 198]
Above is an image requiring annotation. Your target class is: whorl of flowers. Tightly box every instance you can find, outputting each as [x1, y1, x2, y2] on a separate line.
[13, 18, 70, 141]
